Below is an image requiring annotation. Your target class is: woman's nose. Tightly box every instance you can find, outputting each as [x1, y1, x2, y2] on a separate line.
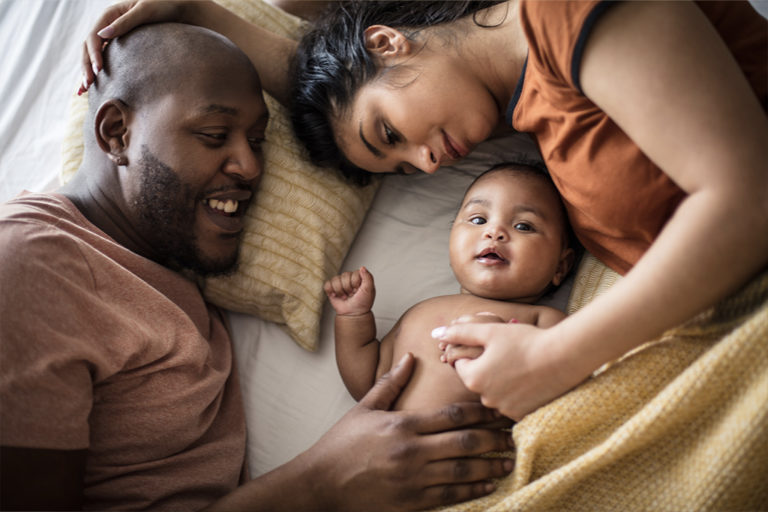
[410, 143, 439, 174]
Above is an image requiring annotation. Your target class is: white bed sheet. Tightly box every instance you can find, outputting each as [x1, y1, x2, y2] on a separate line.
[0, 0, 113, 203]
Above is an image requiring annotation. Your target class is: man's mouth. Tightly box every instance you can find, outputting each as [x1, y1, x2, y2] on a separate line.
[206, 198, 240, 215]
[201, 190, 252, 233]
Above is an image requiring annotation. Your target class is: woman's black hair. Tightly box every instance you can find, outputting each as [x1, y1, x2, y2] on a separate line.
[289, 0, 505, 186]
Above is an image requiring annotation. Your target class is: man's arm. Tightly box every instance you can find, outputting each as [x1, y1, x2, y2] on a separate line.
[0, 447, 86, 511]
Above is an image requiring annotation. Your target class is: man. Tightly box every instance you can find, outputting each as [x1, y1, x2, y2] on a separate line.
[0, 23, 512, 511]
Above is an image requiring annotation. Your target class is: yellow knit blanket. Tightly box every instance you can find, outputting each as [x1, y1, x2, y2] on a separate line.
[440, 253, 768, 511]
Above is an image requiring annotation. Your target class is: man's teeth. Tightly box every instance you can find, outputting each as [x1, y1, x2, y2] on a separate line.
[206, 198, 239, 213]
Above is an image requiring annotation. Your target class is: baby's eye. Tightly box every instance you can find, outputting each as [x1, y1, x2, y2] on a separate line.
[470, 216, 487, 225]
[515, 222, 533, 232]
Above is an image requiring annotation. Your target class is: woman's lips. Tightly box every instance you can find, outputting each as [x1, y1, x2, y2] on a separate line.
[443, 131, 468, 160]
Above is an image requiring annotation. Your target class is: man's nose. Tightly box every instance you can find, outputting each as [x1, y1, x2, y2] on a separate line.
[223, 139, 262, 182]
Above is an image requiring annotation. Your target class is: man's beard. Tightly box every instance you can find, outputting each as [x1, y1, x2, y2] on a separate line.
[132, 146, 239, 277]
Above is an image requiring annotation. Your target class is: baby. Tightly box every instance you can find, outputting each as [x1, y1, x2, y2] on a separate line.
[325, 163, 576, 413]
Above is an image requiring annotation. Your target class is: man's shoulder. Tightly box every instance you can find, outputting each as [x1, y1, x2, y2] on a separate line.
[0, 193, 94, 281]
[0, 192, 81, 234]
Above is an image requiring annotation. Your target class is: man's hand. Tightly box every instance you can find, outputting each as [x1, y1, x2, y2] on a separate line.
[301, 353, 515, 511]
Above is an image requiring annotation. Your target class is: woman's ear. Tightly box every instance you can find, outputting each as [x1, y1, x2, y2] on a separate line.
[94, 99, 131, 166]
[552, 247, 576, 287]
[363, 25, 411, 60]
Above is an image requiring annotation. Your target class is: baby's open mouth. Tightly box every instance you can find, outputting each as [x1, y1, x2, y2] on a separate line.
[476, 247, 508, 263]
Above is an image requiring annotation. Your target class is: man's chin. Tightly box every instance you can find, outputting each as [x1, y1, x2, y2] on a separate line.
[168, 250, 239, 278]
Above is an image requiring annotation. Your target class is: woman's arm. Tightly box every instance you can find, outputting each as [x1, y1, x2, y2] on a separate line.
[82, 0, 297, 105]
[437, 0, 768, 420]
[569, 0, 768, 381]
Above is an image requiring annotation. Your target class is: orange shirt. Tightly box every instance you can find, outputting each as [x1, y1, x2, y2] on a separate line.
[0, 194, 246, 510]
[509, 1, 768, 274]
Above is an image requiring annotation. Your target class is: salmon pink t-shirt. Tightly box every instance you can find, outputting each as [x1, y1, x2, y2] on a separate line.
[0, 193, 246, 510]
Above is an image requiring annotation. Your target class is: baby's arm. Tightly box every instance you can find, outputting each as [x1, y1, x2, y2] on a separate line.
[324, 266, 382, 400]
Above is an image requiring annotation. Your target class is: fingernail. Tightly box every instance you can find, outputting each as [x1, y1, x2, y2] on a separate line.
[503, 459, 514, 472]
[92, 63, 100, 76]
[484, 482, 497, 493]
[97, 26, 114, 38]
[394, 353, 410, 368]
[431, 326, 447, 339]
[510, 318, 519, 324]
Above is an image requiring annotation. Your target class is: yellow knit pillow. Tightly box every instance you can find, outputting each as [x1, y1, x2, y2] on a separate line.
[60, 0, 378, 351]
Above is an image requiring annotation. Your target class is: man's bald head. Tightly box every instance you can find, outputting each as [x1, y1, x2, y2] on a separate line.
[88, 23, 260, 125]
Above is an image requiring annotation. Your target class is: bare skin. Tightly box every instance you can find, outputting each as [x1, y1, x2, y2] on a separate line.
[328, 272, 564, 411]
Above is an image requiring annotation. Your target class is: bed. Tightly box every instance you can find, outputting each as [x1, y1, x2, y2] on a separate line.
[3, 1, 767, 510]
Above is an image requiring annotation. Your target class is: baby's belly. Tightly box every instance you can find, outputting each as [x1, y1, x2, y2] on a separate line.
[393, 353, 480, 411]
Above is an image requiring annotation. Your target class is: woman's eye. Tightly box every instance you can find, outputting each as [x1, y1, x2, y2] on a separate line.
[384, 124, 398, 145]
[470, 216, 487, 225]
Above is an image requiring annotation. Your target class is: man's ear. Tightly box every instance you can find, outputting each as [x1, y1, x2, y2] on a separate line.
[94, 99, 131, 166]
[552, 247, 576, 287]
[363, 25, 411, 61]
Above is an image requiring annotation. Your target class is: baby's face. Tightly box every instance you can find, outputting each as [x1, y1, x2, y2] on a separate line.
[449, 168, 571, 303]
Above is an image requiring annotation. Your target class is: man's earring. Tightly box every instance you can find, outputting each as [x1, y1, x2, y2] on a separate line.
[114, 155, 128, 166]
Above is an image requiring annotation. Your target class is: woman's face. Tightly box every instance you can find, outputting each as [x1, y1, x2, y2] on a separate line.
[332, 49, 502, 175]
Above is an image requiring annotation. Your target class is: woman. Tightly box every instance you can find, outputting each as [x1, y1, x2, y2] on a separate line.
[83, 0, 768, 431]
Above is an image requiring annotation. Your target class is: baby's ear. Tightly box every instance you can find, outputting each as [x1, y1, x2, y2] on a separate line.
[552, 247, 576, 286]
[94, 99, 132, 166]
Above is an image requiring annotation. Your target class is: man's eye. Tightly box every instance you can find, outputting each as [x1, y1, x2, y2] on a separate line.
[200, 132, 226, 142]
[248, 137, 265, 152]
[470, 217, 487, 225]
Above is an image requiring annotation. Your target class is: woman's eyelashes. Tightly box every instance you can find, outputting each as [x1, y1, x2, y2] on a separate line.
[383, 123, 400, 145]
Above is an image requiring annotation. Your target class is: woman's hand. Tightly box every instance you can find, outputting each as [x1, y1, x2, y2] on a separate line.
[434, 320, 585, 421]
[80, 0, 199, 94]
[295, 353, 516, 511]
